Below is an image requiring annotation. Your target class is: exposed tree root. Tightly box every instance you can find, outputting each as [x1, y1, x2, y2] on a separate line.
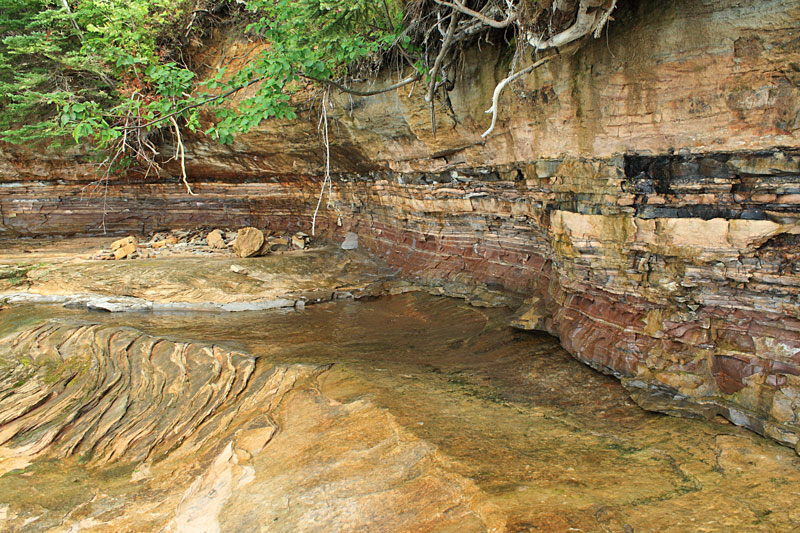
[481, 56, 552, 138]
[312, 91, 332, 236]
[527, 0, 618, 50]
[426, 11, 460, 137]
[420, 0, 619, 138]
[433, 0, 517, 29]
[169, 116, 196, 196]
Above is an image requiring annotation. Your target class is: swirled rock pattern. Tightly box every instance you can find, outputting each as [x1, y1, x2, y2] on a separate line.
[0, 321, 256, 468]
[0, 320, 502, 531]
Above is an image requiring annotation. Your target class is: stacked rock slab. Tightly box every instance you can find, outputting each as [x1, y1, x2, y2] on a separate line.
[1, 0, 799, 451]
[111, 236, 137, 260]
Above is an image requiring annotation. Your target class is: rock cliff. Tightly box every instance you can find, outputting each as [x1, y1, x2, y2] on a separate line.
[2, 0, 800, 450]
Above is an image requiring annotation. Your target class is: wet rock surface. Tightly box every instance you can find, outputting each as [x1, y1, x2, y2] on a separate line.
[0, 0, 799, 500]
[0, 312, 501, 531]
[2, 0, 798, 451]
[1, 294, 799, 531]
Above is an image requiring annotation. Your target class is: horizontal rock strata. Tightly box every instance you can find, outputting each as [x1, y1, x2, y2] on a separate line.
[331, 149, 800, 451]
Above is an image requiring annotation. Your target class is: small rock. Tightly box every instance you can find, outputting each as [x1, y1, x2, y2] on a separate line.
[230, 264, 248, 274]
[207, 229, 226, 249]
[113, 242, 137, 260]
[292, 232, 310, 250]
[165, 236, 179, 245]
[152, 240, 167, 249]
[268, 237, 289, 252]
[111, 236, 136, 251]
[233, 227, 265, 258]
[341, 232, 359, 250]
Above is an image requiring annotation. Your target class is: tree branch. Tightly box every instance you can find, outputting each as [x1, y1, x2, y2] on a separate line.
[129, 75, 268, 130]
[59, 0, 83, 40]
[300, 72, 421, 97]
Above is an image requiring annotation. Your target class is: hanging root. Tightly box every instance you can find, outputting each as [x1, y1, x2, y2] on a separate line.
[311, 91, 332, 236]
[426, 10, 459, 137]
[480, 0, 617, 138]
[481, 56, 551, 138]
[169, 116, 196, 196]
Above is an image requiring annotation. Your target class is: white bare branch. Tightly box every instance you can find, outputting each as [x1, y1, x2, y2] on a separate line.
[433, 0, 517, 29]
[481, 56, 551, 138]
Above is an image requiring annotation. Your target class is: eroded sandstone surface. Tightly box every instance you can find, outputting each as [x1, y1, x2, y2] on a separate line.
[0, 318, 502, 531]
[0, 238, 399, 311]
[1, 294, 800, 531]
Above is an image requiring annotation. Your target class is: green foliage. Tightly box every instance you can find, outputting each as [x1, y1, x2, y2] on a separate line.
[0, 0, 409, 159]
[203, 0, 407, 143]
[0, 0, 78, 143]
[0, 0, 195, 146]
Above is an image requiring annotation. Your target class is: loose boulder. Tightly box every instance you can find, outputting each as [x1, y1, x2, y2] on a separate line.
[207, 229, 226, 249]
[233, 227, 265, 258]
[111, 236, 138, 260]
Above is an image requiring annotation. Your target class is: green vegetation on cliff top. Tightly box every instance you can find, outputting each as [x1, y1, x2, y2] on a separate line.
[0, 0, 616, 174]
[0, 0, 405, 149]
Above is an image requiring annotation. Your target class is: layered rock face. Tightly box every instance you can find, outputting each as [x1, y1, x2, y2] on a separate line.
[2, 0, 800, 450]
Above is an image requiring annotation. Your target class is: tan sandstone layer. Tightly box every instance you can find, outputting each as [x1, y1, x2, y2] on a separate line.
[0, 319, 503, 531]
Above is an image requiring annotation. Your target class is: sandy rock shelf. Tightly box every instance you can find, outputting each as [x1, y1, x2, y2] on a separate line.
[0, 236, 398, 312]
